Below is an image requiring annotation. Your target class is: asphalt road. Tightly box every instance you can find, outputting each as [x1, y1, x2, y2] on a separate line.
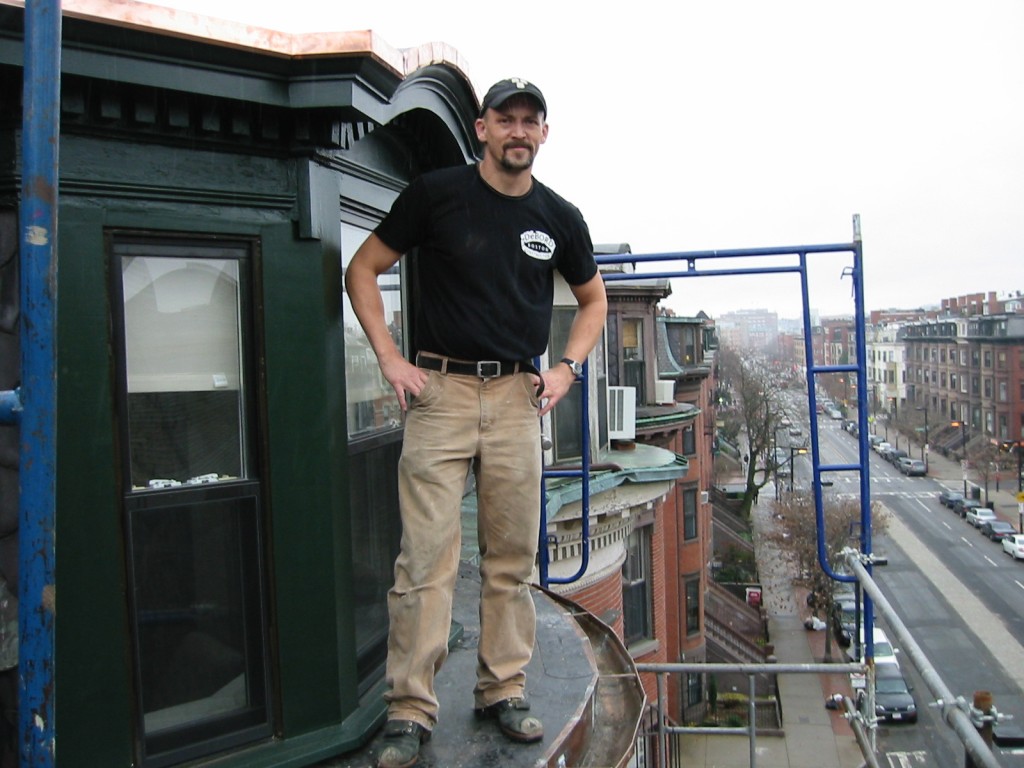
[807, 413, 1024, 767]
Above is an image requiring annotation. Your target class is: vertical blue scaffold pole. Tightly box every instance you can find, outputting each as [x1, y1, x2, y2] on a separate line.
[19, 0, 61, 764]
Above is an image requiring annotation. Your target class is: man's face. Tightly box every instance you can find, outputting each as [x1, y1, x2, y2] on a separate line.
[475, 96, 548, 172]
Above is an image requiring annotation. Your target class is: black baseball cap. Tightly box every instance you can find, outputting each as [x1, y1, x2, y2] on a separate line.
[479, 78, 547, 117]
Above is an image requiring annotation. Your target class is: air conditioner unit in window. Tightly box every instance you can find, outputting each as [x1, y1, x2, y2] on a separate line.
[655, 380, 675, 405]
[607, 386, 636, 440]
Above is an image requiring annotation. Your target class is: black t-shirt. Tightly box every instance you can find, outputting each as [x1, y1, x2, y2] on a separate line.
[374, 163, 597, 361]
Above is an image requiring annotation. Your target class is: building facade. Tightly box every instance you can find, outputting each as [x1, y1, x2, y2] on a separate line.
[866, 322, 907, 419]
[903, 314, 1024, 451]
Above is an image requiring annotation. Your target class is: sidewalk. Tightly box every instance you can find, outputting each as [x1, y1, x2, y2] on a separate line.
[679, 485, 865, 768]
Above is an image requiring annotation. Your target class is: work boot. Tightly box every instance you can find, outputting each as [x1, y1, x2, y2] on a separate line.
[474, 697, 544, 743]
[377, 719, 430, 768]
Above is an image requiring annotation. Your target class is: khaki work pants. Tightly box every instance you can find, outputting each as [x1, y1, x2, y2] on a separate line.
[384, 368, 542, 730]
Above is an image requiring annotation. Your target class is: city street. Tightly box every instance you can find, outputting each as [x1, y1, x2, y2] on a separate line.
[789, 402, 1024, 767]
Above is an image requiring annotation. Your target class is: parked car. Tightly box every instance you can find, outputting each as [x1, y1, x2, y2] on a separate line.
[896, 456, 913, 473]
[849, 627, 900, 688]
[868, 434, 883, 448]
[938, 489, 963, 508]
[831, 597, 858, 647]
[953, 497, 982, 518]
[875, 441, 892, 457]
[869, 664, 918, 723]
[980, 520, 1016, 541]
[1003, 534, 1024, 560]
[847, 627, 899, 666]
[904, 460, 927, 477]
[966, 506, 998, 528]
[889, 449, 909, 466]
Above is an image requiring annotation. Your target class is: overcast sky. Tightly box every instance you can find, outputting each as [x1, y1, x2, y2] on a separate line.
[152, 0, 1024, 320]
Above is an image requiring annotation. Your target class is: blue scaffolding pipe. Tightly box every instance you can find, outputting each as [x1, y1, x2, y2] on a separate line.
[603, 265, 802, 281]
[17, 0, 61, 764]
[539, 361, 591, 587]
[596, 242, 857, 263]
[591, 217, 875, 657]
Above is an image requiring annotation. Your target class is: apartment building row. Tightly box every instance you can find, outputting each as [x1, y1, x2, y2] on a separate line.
[800, 295, 1024, 448]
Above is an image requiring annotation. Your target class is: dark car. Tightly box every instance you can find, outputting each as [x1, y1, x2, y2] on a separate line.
[889, 449, 909, 466]
[939, 489, 963, 508]
[869, 664, 917, 723]
[953, 497, 983, 518]
[980, 520, 1017, 541]
[904, 460, 926, 477]
[831, 597, 858, 647]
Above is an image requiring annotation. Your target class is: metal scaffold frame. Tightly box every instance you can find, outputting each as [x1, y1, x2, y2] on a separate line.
[556, 219, 1002, 768]
[541, 219, 872, 617]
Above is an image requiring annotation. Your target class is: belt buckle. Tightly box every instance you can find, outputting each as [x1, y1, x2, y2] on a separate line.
[476, 360, 502, 378]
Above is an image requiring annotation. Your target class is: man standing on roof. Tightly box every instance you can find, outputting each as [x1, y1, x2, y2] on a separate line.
[345, 77, 607, 768]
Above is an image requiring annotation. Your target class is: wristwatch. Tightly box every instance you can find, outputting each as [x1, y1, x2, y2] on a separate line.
[560, 357, 583, 376]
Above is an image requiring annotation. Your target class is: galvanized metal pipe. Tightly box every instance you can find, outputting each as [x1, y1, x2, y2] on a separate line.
[840, 696, 882, 768]
[846, 554, 1002, 768]
[18, 0, 61, 764]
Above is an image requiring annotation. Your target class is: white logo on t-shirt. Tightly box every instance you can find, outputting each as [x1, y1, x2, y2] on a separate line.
[521, 230, 555, 261]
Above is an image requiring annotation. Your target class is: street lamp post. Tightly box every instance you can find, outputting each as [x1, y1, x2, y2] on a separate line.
[789, 446, 808, 493]
[952, 420, 968, 495]
[1018, 442, 1023, 494]
[916, 405, 929, 472]
[772, 429, 779, 502]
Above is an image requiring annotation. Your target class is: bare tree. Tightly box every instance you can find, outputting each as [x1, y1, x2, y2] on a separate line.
[717, 345, 786, 516]
[763, 491, 889, 660]
[969, 442, 1002, 505]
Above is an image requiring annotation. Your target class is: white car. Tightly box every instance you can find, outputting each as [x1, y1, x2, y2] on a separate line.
[849, 627, 900, 688]
[1003, 534, 1024, 560]
[965, 507, 997, 529]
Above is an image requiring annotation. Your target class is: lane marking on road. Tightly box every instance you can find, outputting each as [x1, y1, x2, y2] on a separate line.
[984, 555, 999, 567]
[883, 508, 1024, 696]
[885, 751, 929, 767]
[960, 536, 974, 547]
[1016, 580, 1024, 592]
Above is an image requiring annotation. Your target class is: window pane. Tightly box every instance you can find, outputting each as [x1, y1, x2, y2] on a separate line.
[551, 308, 583, 462]
[114, 238, 271, 763]
[622, 527, 652, 646]
[130, 491, 269, 754]
[120, 253, 247, 488]
[686, 579, 700, 634]
[348, 440, 403, 688]
[342, 223, 403, 438]
[683, 489, 698, 540]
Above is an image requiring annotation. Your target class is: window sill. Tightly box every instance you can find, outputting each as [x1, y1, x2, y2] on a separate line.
[627, 639, 660, 660]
